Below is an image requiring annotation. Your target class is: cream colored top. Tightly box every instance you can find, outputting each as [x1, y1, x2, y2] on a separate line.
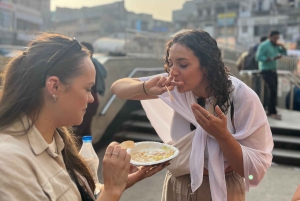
[0, 116, 82, 201]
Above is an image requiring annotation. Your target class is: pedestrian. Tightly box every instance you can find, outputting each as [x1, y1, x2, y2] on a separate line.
[73, 42, 107, 139]
[236, 51, 248, 72]
[0, 33, 168, 201]
[111, 29, 273, 201]
[244, 36, 268, 71]
[239, 36, 268, 96]
[256, 30, 287, 120]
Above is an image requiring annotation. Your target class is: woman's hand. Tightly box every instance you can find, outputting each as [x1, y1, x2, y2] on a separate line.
[101, 142, 131, 199]
[144, 76, 182, 96]
[125, 161, 170, 189]
[191, 104, 230, 140]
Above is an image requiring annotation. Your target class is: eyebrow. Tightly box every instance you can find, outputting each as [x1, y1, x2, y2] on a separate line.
[177, 58, 189, 61]
[168, 58, 189, 62]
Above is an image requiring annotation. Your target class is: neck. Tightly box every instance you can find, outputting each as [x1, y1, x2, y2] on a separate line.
[192, 80, 210, 99]
[33, 108, 57, 144]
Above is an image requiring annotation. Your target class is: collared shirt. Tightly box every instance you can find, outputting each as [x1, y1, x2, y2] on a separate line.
[0, 116, 82, 201]
[255, 40, 287, 71]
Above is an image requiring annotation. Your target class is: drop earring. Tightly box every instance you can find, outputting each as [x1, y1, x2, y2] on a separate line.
[52, 94, 57, 102]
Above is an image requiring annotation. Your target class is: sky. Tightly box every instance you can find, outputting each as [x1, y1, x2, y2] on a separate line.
[51, 0, 187, 22]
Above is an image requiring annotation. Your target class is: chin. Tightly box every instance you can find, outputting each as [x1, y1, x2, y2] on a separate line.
[177, 86, 187, 93]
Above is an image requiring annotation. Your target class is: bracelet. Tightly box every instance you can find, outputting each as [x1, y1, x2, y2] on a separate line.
[143, 81, 148, 95]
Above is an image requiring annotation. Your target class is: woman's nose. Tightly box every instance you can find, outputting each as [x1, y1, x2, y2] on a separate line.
[88, 93, 94, 103]
[170, 66, 179, 77]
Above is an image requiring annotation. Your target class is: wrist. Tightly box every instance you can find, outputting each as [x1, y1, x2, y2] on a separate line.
[100, 186, 123, 200]
[215, 130, 233, 145]
[142, 81, 149, 95]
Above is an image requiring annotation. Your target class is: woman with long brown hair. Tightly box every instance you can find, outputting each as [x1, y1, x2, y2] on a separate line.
[0, 33, 167, 201]
[111, 29, 273, 201]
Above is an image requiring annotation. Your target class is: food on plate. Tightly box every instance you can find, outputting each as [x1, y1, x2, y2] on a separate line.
[131, 145, 175, 162]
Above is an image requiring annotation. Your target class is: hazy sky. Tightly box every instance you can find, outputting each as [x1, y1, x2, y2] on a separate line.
[51, 0, 187, 22]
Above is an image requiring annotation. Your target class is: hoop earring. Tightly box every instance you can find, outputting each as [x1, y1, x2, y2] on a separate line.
[52, 94, 57, 102]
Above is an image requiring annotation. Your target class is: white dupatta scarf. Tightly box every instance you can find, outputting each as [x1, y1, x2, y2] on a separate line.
[139, 75, 273, 201]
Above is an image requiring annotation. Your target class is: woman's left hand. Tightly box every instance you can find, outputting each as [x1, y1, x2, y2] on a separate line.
[191, 104, 228, 139]
[125, 161, 170, 189]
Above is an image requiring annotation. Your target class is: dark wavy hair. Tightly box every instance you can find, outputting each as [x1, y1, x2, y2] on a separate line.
[164, 29, 234, 114]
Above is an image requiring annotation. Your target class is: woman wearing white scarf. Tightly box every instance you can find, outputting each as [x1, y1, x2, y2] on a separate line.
[111, 29, 273, 201]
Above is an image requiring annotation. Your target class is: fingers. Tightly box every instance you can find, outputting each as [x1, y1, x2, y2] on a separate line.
[144, 162, 170, 177]
[105, 142, 119, 158]
[157, 76, 167, 86]
[191, 103, 209, 124]
[112, 145, 121, 158]
[215, 105, 225, 119]
[169, 80, 184, 87]
[162, 76, 173, 86]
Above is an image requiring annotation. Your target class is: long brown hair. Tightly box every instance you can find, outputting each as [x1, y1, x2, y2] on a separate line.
[164, 29, 234, 114]
[0, 33, 95, 192]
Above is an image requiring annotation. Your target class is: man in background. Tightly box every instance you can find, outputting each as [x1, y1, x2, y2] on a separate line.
[256, 31, 287, 120]
[236, 36, 267, 71]
[74, 42, 107, 139]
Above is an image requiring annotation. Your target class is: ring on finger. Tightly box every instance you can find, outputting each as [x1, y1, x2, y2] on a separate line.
[206, 113, 211, 118]
[219, 113, 225, 118]
[105, 152, 112, 155]
[112, 152, 119, 156]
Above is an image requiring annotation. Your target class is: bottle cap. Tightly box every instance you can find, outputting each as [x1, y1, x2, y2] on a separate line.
[82, 136, 92, 143]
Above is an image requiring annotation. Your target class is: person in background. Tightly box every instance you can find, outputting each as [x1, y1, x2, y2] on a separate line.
[0, 33, 168, 201]
[111, 29, 273, 201]
[236, 51, 248, 72]
[238, 36, 268, 96]
[74, 42, 107, 139]
[244, 36, 268, 71]
[256, 30, 287, 120]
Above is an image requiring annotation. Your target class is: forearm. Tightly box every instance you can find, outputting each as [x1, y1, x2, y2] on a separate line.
[216, 130, 244, 177]
[97, 188, 122, 201]
[110, 78, 145, 99]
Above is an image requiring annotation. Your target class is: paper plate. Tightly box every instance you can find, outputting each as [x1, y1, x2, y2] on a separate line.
[127, 141, 179, 166]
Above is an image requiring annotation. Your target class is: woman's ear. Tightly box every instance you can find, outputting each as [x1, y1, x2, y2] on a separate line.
[46, 76, 60, 98]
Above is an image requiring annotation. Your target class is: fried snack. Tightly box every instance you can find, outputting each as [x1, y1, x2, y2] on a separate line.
[120, 140, 135, 149]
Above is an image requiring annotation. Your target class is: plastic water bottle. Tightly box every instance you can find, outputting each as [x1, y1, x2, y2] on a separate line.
[79, 136, 99, 185]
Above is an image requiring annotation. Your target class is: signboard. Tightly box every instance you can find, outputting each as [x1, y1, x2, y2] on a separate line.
[217, 12, 236, 19]
[218, 18, 235, 26]
[217, 12, 236, 27]
[0, 2, 14, 11]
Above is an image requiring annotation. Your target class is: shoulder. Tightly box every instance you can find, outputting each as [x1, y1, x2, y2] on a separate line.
[229, 76, 260, 102]
[0, 133, 32, 167]
[259, 41, 270, 49]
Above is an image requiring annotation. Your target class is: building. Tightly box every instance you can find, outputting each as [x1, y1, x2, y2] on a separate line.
[172, 0, 300, 48]
[0, 1, 14, 44]
[54, 1, 173, 44]
[237, 0, 300, 48]
[0, 0, 50, 45]
[11, 0, 51, 30]
[54, 2, 127, 43]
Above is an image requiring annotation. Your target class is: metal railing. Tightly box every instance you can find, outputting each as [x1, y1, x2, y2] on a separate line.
[240, 70, 300, 110]
[100, 67, 164, 116]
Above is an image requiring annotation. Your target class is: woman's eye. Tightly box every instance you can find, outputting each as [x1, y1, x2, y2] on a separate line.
[179, 65, 188, 68]
[87, 89, 92, 92]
